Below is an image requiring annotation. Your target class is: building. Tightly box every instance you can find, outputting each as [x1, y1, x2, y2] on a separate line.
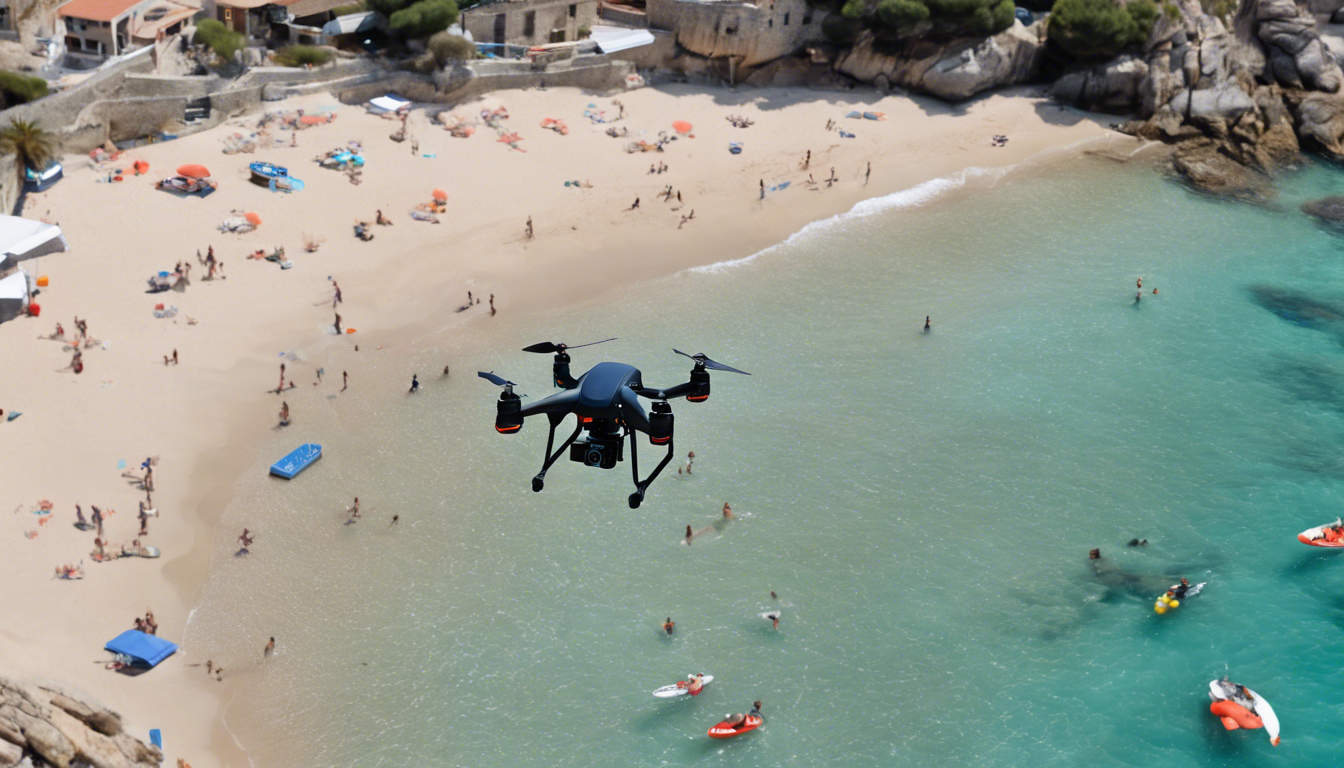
[460, 0, 598, 47]
[59, 0, 197, 65]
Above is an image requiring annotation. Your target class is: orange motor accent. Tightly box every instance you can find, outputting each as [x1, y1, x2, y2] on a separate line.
[495, 424, 521, 434]
[687, 395, 708, 403]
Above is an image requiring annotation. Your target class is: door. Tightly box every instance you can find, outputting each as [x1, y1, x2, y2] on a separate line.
[493, 13, 505, 44]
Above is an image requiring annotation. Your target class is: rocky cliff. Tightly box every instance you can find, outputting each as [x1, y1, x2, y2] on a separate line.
[835, 21, 1046, 100]
[0, 675, 160, 768]
[1048, 0, 1344, 198]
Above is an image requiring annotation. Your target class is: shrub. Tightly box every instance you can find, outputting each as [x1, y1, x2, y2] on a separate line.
[876, 0, 930, 28]
[1048, 0, 1157, 57]
[577, 25, 591, 37]
[372, 0, 459, 37]
[822, 13, 860, 42]
[842, 0, 867, 18]
[427, 30, 474, 64]
[274, 45, 333, 66]
[329, 2, 364, 15]
[0, 71, 48, 106]
[194, 19, 244, 62]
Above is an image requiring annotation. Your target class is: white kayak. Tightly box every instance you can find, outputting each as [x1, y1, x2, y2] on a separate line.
[1208, 679, 1280, 746]
[653, 674, 714, 698]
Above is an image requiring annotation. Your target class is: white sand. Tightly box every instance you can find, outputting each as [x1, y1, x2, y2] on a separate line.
[0, 83, 1117, 766]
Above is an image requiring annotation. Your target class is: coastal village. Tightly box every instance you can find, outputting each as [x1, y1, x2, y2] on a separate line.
[2, 0, 1344, 763]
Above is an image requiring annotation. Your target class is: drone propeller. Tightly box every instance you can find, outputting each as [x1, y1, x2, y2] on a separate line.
[673, 349, 751, 376]
[522, 338, 617, 355]
[478, 371, 518, 388]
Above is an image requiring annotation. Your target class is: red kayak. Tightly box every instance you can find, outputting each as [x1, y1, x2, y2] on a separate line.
[708, 715, 762, 739]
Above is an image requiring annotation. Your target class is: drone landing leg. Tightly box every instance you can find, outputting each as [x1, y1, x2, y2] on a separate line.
[628, 439, 674, 510]
[533, 418, 582, 492]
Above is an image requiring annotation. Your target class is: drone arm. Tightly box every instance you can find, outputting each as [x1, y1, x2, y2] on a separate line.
[632, 383, 693, 401]
[618, 387, 653, 432]
[518, 389, 581, 419]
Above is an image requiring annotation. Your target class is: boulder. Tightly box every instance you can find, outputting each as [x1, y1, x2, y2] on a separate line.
[1050, 55, 1149, 113]
[1170, 141, 1274, 202]
[0, 676, 159, 768]
[1181, 82, 1257, 121]
[1294, 39, 1343, 92]
[1332, 7, 1344, 23]
[0, 738, 21, 768]
[1301, 195, 1344, 221]
[1292, 91, 1344, 157]
[834, 22, 1043, 101]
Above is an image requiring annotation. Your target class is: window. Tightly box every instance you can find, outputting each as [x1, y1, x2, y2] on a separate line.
[768, 17, 772, 27]
[523, 10, 535, 36]
[783, 11, 789, 24]
[802, 13, 811, 23]
[568, 3, 576, 17]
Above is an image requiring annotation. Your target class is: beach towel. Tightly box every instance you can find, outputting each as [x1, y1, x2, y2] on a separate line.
[846, 111, 862, 119]
[839, 131, 856, 138]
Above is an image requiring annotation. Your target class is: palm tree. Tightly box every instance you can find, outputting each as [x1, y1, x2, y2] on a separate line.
[0, 119, 55, 207]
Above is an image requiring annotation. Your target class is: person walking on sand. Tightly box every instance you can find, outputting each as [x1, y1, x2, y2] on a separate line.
[442, 364, 450, 377]
[629, 197, 640, 211]
[865, 161, 871, 185]
[759, 179, 765, 200]
[722, 503, 734, 519]
[489, 294, 496, 316]
[239, 528, 254, 549]
[390, 514, 399, 526]
[526, 216, 533, 239]
[409, 374, 419, 393]
[264, 637, 275, 658]
[172, 349, 178, 365]
[279, 401, 290, 427]
[334, 313, 342, 334]
[279, 363, 286, 393]
[91, 506, 104, 537]
[333, 280, 342, 307]
[342, 371, 348, 391]
[663, 617, 675, 635]
[827, 167, 837, 188]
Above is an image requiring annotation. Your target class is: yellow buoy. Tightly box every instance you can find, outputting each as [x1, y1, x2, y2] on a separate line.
[1168, 599, 1179, 608]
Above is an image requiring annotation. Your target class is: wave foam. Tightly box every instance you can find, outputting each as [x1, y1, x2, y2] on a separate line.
[686, 166, 1007, 276]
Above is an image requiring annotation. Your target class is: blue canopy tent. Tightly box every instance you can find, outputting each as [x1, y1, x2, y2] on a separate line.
[104, 630, 178, 668]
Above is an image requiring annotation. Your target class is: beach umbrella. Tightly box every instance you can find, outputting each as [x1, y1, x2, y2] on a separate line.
[245, 212, 262, 226]
[299, 115, 326, 125]
[432, 188, 448, 202]
[177, 164, 210, 179]
[672, 121, 693, 134]
[133, 160, 149, 175]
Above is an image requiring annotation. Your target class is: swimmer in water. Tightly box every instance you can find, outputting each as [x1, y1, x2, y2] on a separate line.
[924, 316, 930, 332]
[1137, 277, 1143, 289]
[764, 611, 780, 630]
[663, 618, 675, 635]
[685, 525, 693, 545]
[722, 503, 733, 519]
[1135, 291, 1142, 303]
[687, 673, 706, 695]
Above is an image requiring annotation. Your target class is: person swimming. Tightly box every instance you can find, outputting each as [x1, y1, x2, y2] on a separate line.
[685, 525, 693, 544]
[1168, 577, 1191, 600]
[663, 618, 675, 635]
[687, 673, 706, 696]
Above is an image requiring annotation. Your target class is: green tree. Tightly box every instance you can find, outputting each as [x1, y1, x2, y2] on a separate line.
[1048, 0, 1157, 57]
[877, 0, 931, 29]
[427, 30, 475, 64]
[389, 0, 458, 37]
[194, 19, 244, 62]
[0, 118, 56, 196]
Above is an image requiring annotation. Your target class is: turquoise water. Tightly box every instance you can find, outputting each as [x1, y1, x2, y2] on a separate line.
[189, 155, 1344, 767]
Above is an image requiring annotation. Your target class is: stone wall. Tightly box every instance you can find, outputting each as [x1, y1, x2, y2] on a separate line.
[645, 0, 826, 68]
[333, 54, 634, 104]
[460, 0, 599, 46]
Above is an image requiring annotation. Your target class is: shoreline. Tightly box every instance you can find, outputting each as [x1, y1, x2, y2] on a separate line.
[0, 82, 1123, 767]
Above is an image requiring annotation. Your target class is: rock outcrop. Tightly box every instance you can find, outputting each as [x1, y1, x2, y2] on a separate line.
[1301, 194, 1344, 222]
[835, 21, 1045, 101]
[0, 675, 160, 768]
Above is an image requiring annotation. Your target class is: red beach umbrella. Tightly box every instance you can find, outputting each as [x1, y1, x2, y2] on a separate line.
[299, 115, 326, 125]
[672, 121, 693, 134]
[177, 164, 210, 179]
[244, 212, 262, 226]
[432, 188, 448, 201]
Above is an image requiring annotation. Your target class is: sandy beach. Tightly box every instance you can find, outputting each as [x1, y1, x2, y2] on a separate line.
[0, 82, 1116, 766]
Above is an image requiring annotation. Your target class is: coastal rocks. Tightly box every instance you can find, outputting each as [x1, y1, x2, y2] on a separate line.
[1050, 55, 1150, 113]
[1256, 0, 1344, 92]
[833, 21, 1043, 101]
[0, 675, 160, 768]
[1291, 90, 1344, 157]
[1169, 140, 1275, 202]
[1301, 195, 1344, 222]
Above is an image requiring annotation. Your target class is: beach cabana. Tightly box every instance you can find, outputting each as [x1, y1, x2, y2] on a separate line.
[104, 630, 178, 668]
[0, 216, 67, 269]
[367, 94, 410, 115]
[589, 26, 654, 54]
[0, 270, 29, 324]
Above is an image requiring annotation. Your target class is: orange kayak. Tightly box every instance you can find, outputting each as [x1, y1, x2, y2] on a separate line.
[708, 715, 761, 739]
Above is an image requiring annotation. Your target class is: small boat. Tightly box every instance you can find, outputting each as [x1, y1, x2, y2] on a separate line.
[1298, 518, 1344, 547]
[653, 674, 714, 698]
[1209, 679, 1280, 746]
[270, 443, 322, 479]
[708, 715, 761, 739]
[249, 161, 288, 186]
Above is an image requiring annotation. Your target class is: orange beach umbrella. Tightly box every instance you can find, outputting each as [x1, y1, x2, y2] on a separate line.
[244, 212, 262, 226]
[432, 188, 448, 201]
[672, 121, 693, 134]
[177, 164, 210, 179]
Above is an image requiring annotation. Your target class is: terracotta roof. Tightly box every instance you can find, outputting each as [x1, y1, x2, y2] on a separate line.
[58, 0, 150, 22]
[286, 0, 348, 18]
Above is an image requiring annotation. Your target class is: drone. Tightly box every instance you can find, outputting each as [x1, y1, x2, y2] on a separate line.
[479, 339, 749, 509]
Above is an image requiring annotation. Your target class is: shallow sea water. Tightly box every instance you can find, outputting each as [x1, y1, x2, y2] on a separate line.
[188, 155, 1344, 767]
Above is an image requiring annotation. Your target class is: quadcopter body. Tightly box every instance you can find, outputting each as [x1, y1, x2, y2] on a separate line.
[480, 340, 748, 508]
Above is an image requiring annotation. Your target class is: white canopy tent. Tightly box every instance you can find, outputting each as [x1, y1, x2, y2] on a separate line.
[589, 26, 655, 54]
[367, 94, 411, 114]
[0, 216, 67, 269]
[0, 269, 29, 324]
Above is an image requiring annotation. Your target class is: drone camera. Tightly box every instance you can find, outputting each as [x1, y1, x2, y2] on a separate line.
[686, 368, 711, 403]
[495, 391, 523, 434]
[648, 402, 673, 445]
[570, 435, 623, 469]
